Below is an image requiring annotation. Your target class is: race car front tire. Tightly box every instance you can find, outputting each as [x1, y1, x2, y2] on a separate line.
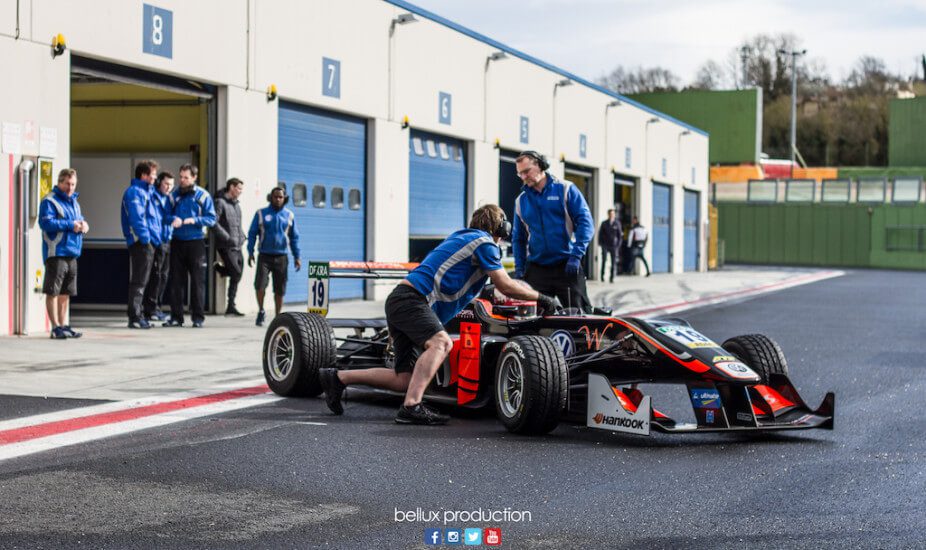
[721, 334, 789, 384]
[494, 335, 568, 435]
[262, 312, 336, 397]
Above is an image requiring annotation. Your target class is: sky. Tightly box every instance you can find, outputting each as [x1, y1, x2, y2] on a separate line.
[407, 0, 926, 86]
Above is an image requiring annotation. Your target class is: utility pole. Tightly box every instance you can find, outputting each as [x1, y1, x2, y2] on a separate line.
[778, 48, 806, 177]
[739, 45, 751, 89]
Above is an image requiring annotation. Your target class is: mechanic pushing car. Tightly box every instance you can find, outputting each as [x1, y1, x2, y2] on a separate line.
[512, 150, 594, 313]
[318, 204, 560, 425]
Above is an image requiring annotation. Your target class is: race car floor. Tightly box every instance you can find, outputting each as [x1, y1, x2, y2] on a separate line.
[2, 267, 924, 548]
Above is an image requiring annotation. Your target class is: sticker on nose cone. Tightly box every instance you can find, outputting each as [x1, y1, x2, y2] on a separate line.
[714, 361, 758, 379]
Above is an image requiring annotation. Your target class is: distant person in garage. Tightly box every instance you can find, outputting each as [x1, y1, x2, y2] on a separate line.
[627, 216, 651, 277]
[40, 168, 89, 339]
[213, 177, 246, 316]
[247, 186, 301, 327]
[317, 204, 560, 426]
[143, 171, 175, 322]
[597, 208, 622, 282]
[121, 159, 161, 329]
[511, 150, 594, 312]
[163, 164, 216, 328]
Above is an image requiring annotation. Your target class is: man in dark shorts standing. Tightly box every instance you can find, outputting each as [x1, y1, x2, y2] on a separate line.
[247, 186, 301, 326]
[318, 204, 559, 425]
[39, 168, 89, 339]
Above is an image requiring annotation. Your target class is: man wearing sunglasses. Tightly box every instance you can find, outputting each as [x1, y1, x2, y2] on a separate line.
[511, 150, 594, 312]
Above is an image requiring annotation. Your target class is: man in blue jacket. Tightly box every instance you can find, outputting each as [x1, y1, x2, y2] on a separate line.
[164, 164, 216, 328]
[121, 160, 161, 329]
[247, 186, 301, 326]
[39, 168, 89, 339]
[142, 171, 175, 322]
[317, 205, 559, 425]
[511, 151, 594, 312]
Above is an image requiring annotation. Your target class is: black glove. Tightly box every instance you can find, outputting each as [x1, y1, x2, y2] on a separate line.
[248, 255, 255, 268]
[536, 293, 561, 316]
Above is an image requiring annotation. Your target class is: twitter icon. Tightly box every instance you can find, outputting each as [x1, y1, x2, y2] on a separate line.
[464, 528, 482, 545]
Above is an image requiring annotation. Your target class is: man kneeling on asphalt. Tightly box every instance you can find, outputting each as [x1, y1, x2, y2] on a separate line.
[318, 204, 559, 426]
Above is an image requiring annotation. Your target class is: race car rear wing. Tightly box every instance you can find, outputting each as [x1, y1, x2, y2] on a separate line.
[307, 260, 418, 316]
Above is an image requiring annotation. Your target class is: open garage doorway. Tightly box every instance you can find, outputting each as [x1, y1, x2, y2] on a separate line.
[613, 173, 637, 275]
[68, 57, 216, 311]
[563, 164, 595, 278]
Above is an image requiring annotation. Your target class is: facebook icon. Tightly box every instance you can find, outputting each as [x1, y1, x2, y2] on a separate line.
[424, 528, 442, 545]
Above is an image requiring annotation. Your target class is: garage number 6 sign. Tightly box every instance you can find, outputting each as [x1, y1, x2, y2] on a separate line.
[308, 261, 329, 316]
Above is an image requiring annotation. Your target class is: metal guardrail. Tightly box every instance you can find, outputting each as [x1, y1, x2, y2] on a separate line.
[885, 226, 926, 252]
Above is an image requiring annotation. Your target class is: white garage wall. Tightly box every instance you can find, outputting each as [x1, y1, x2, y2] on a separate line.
[1, 0, 711, 325]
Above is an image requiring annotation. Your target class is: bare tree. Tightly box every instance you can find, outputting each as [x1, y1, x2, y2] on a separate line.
[597, 65, 680, 94]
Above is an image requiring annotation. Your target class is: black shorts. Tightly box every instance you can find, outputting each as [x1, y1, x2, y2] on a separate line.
[43, 256, 78, 296]
[255, 254, 288, 295]
[385, 284, 445, 374]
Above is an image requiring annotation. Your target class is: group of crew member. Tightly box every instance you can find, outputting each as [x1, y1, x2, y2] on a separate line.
[37, 161, 301, 338]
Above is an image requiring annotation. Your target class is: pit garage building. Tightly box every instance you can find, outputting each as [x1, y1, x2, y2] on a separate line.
[0, 0, 708, 335]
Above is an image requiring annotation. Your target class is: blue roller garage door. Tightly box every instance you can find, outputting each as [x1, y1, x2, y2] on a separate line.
[683, 190, 699, 271]
[652, 182, 672, 273]
[409, 129, 466, 245]
[278, 102, 366, 301]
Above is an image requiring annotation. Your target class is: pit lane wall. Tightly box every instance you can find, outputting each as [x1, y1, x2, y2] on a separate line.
[718, 202, 926, 270]
[0, 0, 708, 332]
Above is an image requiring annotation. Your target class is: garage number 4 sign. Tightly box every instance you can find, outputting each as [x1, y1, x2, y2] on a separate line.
[308, 261, 329, 316]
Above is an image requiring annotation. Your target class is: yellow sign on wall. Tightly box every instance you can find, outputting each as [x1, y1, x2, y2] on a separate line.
[39, 159, 54, 198]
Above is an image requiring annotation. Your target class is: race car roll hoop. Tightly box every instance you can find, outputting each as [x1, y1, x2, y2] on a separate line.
[261, 261, 835, 438]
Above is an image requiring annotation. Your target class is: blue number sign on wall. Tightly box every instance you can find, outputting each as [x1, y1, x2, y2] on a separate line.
[439, 92, 452, 125]
[519, 116, 529, 144]
[322, 57, 341, 98]
[579, 134, 587, 158]
[142, 4, 173, 59]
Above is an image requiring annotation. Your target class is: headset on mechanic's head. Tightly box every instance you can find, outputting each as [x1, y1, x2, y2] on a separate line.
[518, 150, 550, 171]
[495, 212, 512, 241]
[267, 187, 289, 206]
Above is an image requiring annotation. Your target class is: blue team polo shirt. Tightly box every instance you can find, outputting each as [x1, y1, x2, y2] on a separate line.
[406, 229, 503, 324]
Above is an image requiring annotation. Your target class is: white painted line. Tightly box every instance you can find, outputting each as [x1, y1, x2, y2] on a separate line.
[0, 392, 284, 462]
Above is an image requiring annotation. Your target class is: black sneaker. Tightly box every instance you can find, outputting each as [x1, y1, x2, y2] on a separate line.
[50, 326, 68, 340]
[224, 306, 245, 317]
[162, 318, 184, 327]
[128, 319, 152, 329]
[395, 403, 450, 425]
[318, 368, 346, 415]
[255, 310, 266, 327]
[62, 325, 82, 338]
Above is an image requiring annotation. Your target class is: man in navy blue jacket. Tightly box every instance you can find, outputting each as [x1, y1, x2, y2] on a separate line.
[39, 168, 89, 339]
[511, 151, 594, 312]
[247, 186, 301, 326]
[142, 171, 175, 322]
[164, 164, 216, 328]
[121, 160, 161, 329]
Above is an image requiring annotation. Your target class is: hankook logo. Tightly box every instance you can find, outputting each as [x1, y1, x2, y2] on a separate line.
[592, 412, 647, 430]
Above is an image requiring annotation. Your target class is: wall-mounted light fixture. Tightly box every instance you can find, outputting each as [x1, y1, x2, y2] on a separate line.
[51, 33, 66, 57]
[493, 138, 501, 149]
[266, 84, 278, 102]
[390, 12, 418, 35]
[488, 51, 508, 62]
[401, 115, 410, 129]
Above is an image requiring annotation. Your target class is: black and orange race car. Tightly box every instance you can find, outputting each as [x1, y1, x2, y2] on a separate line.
[262, 261, 835, 436]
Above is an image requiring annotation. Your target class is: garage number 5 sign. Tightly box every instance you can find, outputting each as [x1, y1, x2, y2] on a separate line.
[308, 261, 330, 316]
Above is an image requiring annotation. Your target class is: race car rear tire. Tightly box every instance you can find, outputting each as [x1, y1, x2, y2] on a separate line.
[262, 312, 336, 397]
[721, 334, 788, 384]
[494, 335, 568, 435]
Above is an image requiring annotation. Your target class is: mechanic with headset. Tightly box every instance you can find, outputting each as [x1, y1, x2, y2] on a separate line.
[512, 150, 595, 312]
[163, 164, 216, 328]
[318, 204, 560, 426]
[247, 186, 301, 327]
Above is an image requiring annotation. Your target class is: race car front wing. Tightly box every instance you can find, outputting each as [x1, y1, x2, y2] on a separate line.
[586, 373, 835, 436]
